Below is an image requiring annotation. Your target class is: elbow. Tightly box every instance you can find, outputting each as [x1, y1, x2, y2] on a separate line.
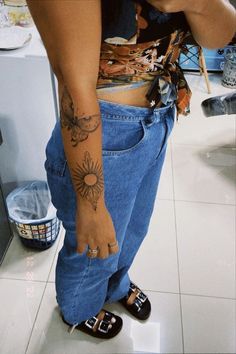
[192, 14, 236, 49]
[201, 39, 234, 50]
[194, 30, 236, 50]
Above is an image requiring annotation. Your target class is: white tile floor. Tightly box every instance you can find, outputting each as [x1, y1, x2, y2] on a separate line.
[0, 73, 235, 354]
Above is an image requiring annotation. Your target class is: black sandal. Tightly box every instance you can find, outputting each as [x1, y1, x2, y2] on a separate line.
[61, 309, 123, 339]
[119, 282, 151, 320]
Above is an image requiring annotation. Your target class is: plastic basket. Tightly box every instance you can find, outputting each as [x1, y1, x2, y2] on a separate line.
[12, 217, 61, 250]
[222, 47, 236, 89]
[6, 181, 61, 250]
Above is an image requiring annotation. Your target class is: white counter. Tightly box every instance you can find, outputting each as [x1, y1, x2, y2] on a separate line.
[0, 25, 46, 58]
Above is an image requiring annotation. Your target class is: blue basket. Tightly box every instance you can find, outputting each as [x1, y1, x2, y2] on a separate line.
[6, 181, 61, 250]
[12, 217, 61, 250]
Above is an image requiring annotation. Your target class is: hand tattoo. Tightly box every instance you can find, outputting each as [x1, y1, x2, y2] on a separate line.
[60, 86, 100, 147]
[72, 151, 104, 211]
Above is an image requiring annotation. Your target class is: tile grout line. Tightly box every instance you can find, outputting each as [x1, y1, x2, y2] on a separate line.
[24, 228, 64, 354]
[158, 197, 236, 207]
[141, 288, 236, 301]
[24, 280, 48, 354]
[171, 142, 236, 149]
[45, 227, 64, 284]
[0, 276, 46, 283]
[170, 138, 185, 354]
[0, 228, 64, 284]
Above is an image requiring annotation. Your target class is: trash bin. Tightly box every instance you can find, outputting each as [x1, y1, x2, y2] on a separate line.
[6, 181, 61, 250]
[222, 46, 236, 89]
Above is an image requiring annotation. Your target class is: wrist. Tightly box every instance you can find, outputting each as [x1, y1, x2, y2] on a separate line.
[76, 193, 106, 212]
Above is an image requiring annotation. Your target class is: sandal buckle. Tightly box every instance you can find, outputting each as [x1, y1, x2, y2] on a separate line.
[130, 283, 137, 293]
[137, 291, 147, 303]
[85, 316, 98, 330]
[98, 320, 110, 334]
[134, 298, 143, 312]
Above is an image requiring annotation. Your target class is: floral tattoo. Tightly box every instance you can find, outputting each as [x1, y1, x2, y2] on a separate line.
[60, 86, 100, 147]
[72, 151, 104, 211]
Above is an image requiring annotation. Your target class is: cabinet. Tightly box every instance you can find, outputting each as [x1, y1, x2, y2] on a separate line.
[0, 26, 57, 197]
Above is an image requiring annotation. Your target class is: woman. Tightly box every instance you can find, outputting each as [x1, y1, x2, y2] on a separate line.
[27, 0, 236, 339]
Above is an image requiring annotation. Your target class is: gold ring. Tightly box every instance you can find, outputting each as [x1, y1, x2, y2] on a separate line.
[87, 248, 99, 258]
[108, 241, 118, 248]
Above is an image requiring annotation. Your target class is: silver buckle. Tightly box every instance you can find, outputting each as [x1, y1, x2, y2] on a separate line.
[85, 316, 98, 330]
[137, 291, 147, 303]
[130, 283, 137, 292]
[133, 291, 147, 312]
[130, 283, 147, 303]
[98, 320, 110, 334]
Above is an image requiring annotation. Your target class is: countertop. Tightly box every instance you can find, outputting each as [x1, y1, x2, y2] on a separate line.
[0, 25, 47, 58]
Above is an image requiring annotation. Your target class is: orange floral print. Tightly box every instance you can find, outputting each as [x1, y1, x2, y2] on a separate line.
[98, 1, 192, 116]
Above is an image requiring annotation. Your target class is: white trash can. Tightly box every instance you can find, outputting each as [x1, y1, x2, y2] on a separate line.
[6, 181, 61, 250]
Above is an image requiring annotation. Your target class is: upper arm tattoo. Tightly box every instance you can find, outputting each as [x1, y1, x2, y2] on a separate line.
[60, 86, 100, 147]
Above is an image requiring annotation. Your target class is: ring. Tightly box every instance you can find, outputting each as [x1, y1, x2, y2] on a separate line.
[108, 241, 118, 248]
[87, 247, 99, 258]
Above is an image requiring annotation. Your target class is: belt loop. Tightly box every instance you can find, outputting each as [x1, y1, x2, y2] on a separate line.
[154, 109, 161, 124]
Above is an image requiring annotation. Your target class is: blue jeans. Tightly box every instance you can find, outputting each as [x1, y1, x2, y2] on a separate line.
[45, 99, 175, 325]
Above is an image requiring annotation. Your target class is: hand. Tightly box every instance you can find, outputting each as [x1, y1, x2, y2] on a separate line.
[76, 202, 119, 259]
[146, 0, 207, 14]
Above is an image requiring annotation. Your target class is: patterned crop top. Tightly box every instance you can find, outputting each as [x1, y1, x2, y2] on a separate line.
[97, 0, 192, 115]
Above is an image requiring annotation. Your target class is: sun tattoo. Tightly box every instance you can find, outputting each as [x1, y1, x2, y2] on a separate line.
[60, 86, 100, 147]
[72, 151, 104, 211]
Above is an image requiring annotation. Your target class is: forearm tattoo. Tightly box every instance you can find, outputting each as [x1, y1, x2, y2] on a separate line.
[72, 151, 104, 211]
[60, 86, 100, 147]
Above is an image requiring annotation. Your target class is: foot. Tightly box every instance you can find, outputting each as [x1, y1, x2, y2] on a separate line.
[61, 309, 123, 339]
[119, 282, 151, 320]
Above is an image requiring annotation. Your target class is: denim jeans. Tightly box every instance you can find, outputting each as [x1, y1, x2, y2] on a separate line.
[44, 99, 175, 325]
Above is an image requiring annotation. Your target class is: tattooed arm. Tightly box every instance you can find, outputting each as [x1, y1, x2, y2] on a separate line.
[27, 0, 118, 259]
[59, 84, 103, 212]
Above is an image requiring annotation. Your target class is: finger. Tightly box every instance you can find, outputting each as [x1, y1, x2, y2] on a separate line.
[76, 241, 87, 254]
[97, 245, 109, 259]
[109, 243, 119, 255]
[87, 241, 99, 258]
[88, 239, 98, 251]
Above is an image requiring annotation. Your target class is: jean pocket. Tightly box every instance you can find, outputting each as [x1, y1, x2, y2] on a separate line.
[101, 118, 147, 157]
[44, 157, 67, 177]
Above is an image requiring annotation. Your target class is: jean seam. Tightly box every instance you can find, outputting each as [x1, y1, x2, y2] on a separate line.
[102, 115, 145, 121]
[155, 119, 169, 161]
[150, 115, 174, 168]
[71, 257, 92, 324]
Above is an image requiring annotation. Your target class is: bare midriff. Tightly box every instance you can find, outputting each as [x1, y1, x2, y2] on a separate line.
[96, 82, 152, 108]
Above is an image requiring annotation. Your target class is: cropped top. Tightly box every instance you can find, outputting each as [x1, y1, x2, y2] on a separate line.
[97, 0, 192, 115]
